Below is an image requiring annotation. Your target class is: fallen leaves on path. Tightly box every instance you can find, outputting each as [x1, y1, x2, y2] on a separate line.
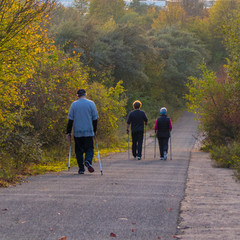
[59, 237, 67, 240]
[110, 232, 117, 237]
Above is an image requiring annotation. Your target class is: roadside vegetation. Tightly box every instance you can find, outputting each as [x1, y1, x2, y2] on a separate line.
[0, 0, 239, 186]
[186, 0, 240, 180]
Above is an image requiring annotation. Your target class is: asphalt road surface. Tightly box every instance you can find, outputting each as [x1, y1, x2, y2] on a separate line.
[0, 112, 198, 240]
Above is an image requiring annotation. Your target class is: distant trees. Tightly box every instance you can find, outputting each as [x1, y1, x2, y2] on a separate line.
[182, 0, 204, 17]
[152, 3, 186, 28]
[89, 0, 125, 22]
[49, 0, 211, 115]
[73, 0, 89, 15]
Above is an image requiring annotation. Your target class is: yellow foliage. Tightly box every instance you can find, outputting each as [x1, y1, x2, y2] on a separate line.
[152, 3, 186, 29]
[0, 0, 55, 142]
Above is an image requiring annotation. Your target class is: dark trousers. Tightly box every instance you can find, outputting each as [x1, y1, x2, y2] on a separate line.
[132, 131, 144, 158]
[158, 137, 169, 157]
[74, 137, 94, 172]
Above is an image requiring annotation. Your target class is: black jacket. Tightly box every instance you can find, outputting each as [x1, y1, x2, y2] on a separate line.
[156, 115, 170, 138]
[127, 109, 148, 132]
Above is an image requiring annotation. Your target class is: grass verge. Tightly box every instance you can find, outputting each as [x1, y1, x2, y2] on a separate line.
[0, 139, 128, 187]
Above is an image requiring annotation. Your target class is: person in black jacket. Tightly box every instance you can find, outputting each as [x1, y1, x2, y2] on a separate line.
[127, 100, 148, 160]
[154, 107, 172, 160]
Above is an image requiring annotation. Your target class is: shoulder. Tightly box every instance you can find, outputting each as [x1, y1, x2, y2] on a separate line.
[129, 110, 135, 114]
[86, 99, 96, 105]
[128, 110, 135, 118]
[70, 100, 79, 107]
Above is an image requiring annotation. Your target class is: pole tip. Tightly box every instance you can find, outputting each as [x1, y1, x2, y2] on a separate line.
[101, 171, 103, 176]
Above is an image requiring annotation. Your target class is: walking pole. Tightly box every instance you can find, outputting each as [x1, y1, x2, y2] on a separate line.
[170, 133, 172, 160]
[128, 132, 130, 160]
[154, 133, 156, 158]
[94, 136, 103, 175]
[68, 142, 71, 171]
[144, 126, 146, 159]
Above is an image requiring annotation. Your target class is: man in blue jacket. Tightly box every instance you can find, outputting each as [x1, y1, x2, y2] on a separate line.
[66, 89, 98, 174]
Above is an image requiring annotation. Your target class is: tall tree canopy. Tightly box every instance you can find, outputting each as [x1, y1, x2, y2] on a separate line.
[89, 0, 125, 22]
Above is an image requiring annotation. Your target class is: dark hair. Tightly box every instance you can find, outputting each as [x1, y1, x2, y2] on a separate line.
[133, 101, 141, 109]
[77, 89, 86, 97]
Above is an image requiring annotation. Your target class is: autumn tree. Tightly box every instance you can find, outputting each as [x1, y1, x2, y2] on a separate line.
[89, 0, 125, 23]
[0, 0, 55, 143]
[152, 3, 186, 29]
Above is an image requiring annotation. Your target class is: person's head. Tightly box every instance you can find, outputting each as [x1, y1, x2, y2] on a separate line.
[77, 89, 86, 98]
[160, 107, 167, 115]
[133, 100, 142, 110]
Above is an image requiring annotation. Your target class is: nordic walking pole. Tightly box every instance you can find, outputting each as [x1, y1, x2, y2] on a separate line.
[154, 133, 156, 158]
[94, 135, 103, 175]
[144, 125, 146, 159]
[128, 132, 130, 160]
[170, 133, 172, 160]
[68, 142, 71, 171]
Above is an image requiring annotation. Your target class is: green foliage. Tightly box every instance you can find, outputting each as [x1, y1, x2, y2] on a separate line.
[89, 0, 125, 23]
[186, 2, 240, 178]
[152, 26, 209, 105]
[4, 0, 235, 185]
[211, 142, 240, 174]
[87, 81, 127, 144]
[184, 16, 226, 69]
[186, 62, 239, 144]
[73, 0, 89, 15]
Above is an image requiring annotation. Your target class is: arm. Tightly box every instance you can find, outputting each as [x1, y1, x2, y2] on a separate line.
[66, 119, 73, 142]
[127, 123, 130, 134]
[126, 112, 131, 134]
[154, 119, 158, 133]
[93, 119, 98, 135]
[169, 118, 172, 131]
[144, 112, 148, 125]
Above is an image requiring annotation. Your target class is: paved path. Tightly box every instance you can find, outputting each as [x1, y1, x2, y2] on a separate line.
[0, 112, 198, 240]
[178, 139, 240, 240]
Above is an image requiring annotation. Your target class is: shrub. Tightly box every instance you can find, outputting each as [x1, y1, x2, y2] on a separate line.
[211, 141, 240, 179]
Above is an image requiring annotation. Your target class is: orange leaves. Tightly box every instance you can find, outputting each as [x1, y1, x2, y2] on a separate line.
[110, 232, 117, 237]
[59, 236, 67, 240]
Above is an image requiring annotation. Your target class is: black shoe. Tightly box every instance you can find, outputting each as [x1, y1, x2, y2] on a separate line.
[78, 170, 84, 174]
[85, 161, 94, 173]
